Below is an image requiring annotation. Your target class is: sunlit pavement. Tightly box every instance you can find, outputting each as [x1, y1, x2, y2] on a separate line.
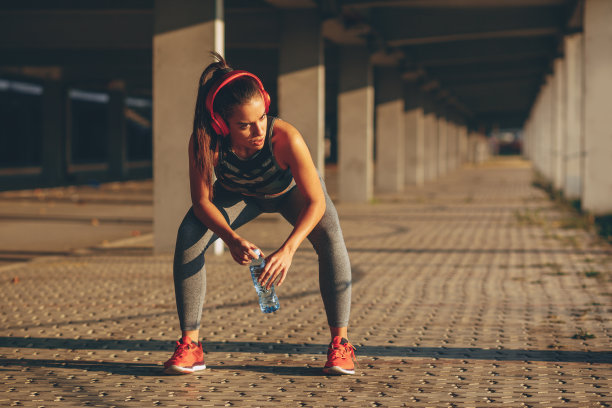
[1, 157, 611, 407]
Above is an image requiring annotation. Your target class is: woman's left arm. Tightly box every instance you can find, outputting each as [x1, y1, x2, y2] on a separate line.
[257, 121, 326, 289]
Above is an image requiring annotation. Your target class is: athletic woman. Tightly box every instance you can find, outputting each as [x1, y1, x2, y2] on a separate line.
[163, 53, 355, 375]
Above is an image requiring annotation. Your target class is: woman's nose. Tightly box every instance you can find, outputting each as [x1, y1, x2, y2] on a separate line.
[254, 122, 265, 136]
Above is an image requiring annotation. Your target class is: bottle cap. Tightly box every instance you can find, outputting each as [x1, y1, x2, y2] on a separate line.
[253, 248, 261, 257]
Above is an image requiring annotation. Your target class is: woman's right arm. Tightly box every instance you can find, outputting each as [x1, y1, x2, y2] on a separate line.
[188, 136, 259, 265]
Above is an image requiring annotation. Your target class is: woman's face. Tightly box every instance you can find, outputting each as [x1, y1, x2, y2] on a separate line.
[226, 95, 267, 154]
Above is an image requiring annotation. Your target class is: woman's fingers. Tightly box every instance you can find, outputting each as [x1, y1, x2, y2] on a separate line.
[259, 257, 290, 289]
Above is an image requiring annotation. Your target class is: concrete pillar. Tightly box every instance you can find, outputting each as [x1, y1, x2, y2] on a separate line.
[404, 83, 425, 186]
[551, 58, 566, 191]
[531, 86, 545, 174]
[437, 107, 448, 177]
[583, 0, 612, 214]
[278, 10, 325, 175]
[108, 85, 127, 180]
[338, 46, 374, 202]
[563, 33, 583, 201]
[153, 0, 224, 252]
[458, 122, 468, 166]
[446, 116, 457, 171]
[423, 95, 438, 181]
[42, 80, 65, 186]
[374, 66, 404, 193]
[541, 77, 554, 181]
[468, 131, 480, 163]
[523, 116, 531, 160]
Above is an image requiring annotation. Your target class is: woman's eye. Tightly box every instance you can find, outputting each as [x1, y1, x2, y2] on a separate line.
[239, 124, 248, 130]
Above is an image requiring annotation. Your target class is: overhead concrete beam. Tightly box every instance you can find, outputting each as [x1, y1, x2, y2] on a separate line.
[343, 0, 566, 8]
[322, 18, 369, 45]
[264, 0, 317, 8]
[448, 78, 540, 114]
[225, 8, 280, 48]
[401, 37, 556, 67]
[0, 9, 153, 49]
[373, 7, 562, 46]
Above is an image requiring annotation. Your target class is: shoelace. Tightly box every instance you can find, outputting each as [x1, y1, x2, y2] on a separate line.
[173, 341, 193, 359]
[329, 342, 356, 360]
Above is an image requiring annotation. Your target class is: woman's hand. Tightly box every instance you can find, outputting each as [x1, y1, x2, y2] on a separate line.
[226, 236, 261, 266]
[258, 246, 295, 289]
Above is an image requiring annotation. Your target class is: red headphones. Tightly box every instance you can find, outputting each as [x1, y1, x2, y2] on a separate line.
[205, 70, 271, 136]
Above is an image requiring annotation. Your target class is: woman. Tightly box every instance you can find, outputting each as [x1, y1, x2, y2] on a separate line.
[164, 53, 355, 375]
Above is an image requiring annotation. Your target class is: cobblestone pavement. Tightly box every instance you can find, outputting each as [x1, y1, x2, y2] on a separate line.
[1, 158, 611, 407]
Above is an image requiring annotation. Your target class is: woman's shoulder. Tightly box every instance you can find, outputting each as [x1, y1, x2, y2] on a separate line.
[270, 118, 302, 147]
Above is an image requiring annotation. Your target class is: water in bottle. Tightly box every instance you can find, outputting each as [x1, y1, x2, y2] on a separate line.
[249, 249, 280, 313]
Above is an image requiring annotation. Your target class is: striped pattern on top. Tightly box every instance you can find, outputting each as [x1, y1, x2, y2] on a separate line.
[214, 116, 295, 198]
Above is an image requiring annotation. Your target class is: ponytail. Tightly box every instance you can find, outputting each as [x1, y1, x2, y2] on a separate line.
[192, 51, 231, 198]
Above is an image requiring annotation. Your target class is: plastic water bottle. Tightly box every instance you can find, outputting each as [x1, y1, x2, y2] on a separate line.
[249, 249, 280, 313]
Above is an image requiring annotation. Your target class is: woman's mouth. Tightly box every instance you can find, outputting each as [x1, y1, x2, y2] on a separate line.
[251, 138, 265, 146]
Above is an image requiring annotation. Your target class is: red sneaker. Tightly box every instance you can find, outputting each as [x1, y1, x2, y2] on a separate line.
[322, 336, 356, 375]
[163, 335, 206, 375]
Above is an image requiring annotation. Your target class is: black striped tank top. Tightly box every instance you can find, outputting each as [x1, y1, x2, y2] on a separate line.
[214, 116, 296, 198]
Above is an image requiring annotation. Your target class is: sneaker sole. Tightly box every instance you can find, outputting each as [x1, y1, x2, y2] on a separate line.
[322, 365, 355, 375]
[164, 364, 206, 375]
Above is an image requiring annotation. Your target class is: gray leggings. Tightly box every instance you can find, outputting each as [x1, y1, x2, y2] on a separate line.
[173, 181, 352, 331]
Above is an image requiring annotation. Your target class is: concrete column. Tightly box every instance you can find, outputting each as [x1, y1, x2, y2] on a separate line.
[153, 0, 224, 252]
[374, 66, 404, 193]
[437, 107, 448, 177]
[541, 77, 553, 181]
[404, 83, 425, 186]
[446, 116, 457, 171]
[42, 80, 65, 186]
[531, 86, 544, 174]
[468, 131, 479, 163]
[108, 85, 127, 180]
[423, 95, 438, 181]
[551, 58, 566, 191]
[278, 10, 325, 175]
[583, 0, 612, 214]
[338, 46, 374, 202]
[458, 122, 468, 166]
[523, 116, 531, 160]
[563, 33, 583, 201]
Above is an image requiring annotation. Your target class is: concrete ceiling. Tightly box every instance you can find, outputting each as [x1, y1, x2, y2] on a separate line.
[0, 0, 582, 129]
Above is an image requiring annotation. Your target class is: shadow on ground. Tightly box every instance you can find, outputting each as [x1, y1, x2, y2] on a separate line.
[2, 337, 610, 367]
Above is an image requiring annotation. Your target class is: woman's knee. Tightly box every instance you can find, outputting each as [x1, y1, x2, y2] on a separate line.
[309, 209, 343, 248]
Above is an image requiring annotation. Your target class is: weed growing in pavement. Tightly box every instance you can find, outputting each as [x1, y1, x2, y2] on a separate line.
[571, 328, 595, 340]
[532, 170, 612, 244]
[584, 270, 602, 278]
[514, 208, 546, 227]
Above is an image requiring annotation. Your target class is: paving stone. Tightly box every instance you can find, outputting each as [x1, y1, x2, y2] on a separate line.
[0, 159, 611, 406]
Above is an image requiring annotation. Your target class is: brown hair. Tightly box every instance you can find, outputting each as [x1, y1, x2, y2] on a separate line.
[192, 52, 264, 197]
